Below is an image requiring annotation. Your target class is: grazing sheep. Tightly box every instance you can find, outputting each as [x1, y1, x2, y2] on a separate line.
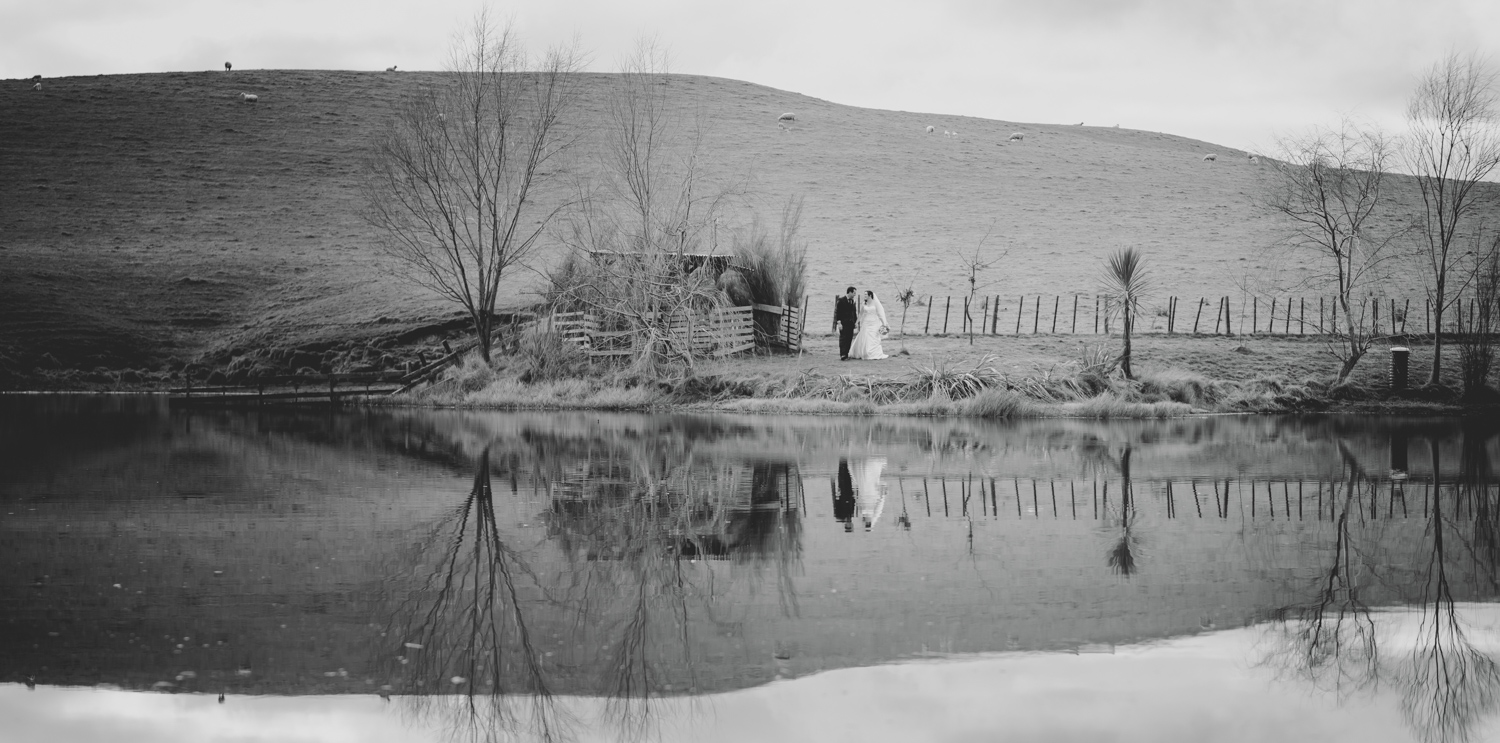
[1202, 153, 1217, 162]
[31, 82, 41, 90]
[31, 74, 41, 81]
[240, 92, 258, 103]
[778, 112, 795, 122]
[224, 62, 232, 72]
[386, 65, 397, 72]
[1008, 132, 1024, 141]
[926, 125, 935, 133]
[1076, 122, 1083, 126]
[951, 130, 958, 136]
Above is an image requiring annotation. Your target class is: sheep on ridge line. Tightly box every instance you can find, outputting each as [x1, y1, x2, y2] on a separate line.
[777, 112, 795, 122]
[240, 92, 258, 103]
[386, 65, 398, 72]
[1008, 132, 1024, 141]
[224, 62, 232, 72]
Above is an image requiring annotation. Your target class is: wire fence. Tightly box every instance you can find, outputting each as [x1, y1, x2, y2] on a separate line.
[870, 294, 1491, 337]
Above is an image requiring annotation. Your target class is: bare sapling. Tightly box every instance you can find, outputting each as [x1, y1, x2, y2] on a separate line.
[954, 221, 1007, 346]
[1459, 231, 1500, 397]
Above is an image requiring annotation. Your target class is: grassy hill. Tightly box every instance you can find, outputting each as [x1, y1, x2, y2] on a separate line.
[1, 70, 1494, 386]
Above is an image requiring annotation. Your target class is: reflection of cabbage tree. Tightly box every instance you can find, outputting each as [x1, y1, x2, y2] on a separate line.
[381, 448, 567, 743]
[1263, 444, 1379, 697]
[1396, 437, 1500, 743]
[1104, 445, 1138, 577]
[540, 450, 802, 739]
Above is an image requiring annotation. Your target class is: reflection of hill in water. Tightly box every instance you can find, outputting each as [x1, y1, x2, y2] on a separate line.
[1, 398, 1498, 704]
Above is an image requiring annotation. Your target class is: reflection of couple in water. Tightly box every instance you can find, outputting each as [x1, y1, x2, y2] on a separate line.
[834, 457, 887, 531]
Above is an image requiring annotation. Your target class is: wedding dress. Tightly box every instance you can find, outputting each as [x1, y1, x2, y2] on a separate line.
[847, 293, 890, 360]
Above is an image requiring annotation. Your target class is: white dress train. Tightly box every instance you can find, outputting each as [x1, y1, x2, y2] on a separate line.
[848, 296, 889, 360]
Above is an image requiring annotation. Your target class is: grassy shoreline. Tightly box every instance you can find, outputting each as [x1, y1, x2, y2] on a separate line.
[397, 333, 1492, 418]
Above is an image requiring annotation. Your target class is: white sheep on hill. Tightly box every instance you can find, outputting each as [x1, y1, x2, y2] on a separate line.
[240, 92, 258, 103]
[32, 82, 41, 90]
[1008, 132, 1024, 141]
[926, 125, 934, 133]
[1202, 153, 1217, 162]
[778, 112, 796, 122]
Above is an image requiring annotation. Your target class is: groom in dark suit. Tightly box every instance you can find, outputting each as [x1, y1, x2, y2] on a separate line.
[833, 286, 858, 360]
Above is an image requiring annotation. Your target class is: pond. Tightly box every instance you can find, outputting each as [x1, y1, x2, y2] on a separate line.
[1, 396, 1498, 742]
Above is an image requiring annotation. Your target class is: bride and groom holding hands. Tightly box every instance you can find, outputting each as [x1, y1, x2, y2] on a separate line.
[833, 286, 890, 361]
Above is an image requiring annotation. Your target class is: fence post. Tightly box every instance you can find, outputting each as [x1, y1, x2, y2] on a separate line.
[1051, 295, 1060, 333]
[962, 296, 970, 335]
[1167, 296, 1175, 334]
[1094, 296, 1100, 334]
[1331, 297, 1338, 334]
[991, 295, 1000, 335]
[1424, 298, 1430, 335]
[1071, 295, 1079, 333]
[942, 296, 951, 334]
[1225, 297, 1233, 335]
[1401, 298, 1409, 335]
[1193, 298, 1205, 334]
[1033, 295, 1041, 334]
[924, 296, 933, 334]
[1016, 296, 1023, 335]
[1299, 298, 1305, 335]
[1252, 297, 1258, 335]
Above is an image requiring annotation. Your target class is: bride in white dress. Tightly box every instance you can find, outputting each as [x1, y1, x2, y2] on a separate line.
[848, 291, 890, 360]
[854, 456, 887, 530]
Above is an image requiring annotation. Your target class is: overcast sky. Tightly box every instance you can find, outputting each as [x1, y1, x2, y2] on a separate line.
[4, 0, 1498, 153]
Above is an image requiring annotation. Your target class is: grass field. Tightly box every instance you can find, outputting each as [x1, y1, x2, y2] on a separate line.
[2, 69, 1498, 388]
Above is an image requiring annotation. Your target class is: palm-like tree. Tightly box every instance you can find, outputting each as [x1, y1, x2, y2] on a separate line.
[1100, 248, 1152, 379]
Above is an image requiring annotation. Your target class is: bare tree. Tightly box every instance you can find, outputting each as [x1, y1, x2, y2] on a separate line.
[953, 222, 1005, 345]
[366, 13, 582, 363]
[1268, 121, 1399, 382]
[1404, 53, 1500, 386]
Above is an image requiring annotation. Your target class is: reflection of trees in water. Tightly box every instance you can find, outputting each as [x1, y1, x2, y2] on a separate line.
[540, 448, 802, 739]
[381, 432, 803, 743]
[1263, 443, 1380, 696]
[1266, 429, 1500, 743]
[1399, 436, 1500, 743]
[382, 447, 568, 742]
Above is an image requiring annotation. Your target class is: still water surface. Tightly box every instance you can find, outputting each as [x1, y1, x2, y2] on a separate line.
[1, 397, 1498, 742]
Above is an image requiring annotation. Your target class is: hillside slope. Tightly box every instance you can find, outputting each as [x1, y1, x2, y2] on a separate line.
[1, 70, 1492, 383]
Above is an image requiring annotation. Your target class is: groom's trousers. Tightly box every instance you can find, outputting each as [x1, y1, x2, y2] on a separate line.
[838, 323, 855, 359]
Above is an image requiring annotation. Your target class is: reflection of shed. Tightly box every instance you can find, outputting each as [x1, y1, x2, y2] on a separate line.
[542, 460, 803, 563]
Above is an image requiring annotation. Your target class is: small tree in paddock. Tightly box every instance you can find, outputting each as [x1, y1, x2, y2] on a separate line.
[1268, 121, 1399, 382]
[894, 283, 917, 352]
[1099, 248, 1151, 380]
[366, 13, 582, 363]
[954, 222, 1005, 346]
